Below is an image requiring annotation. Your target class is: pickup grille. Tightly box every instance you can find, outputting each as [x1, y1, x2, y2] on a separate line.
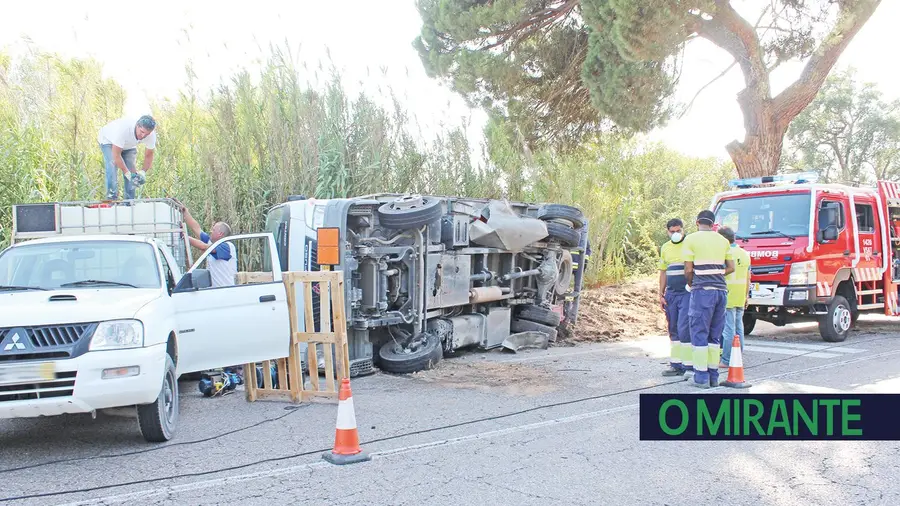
[0, 371, 77, 403]
[0, 324, 94, 363]
[27, 324, 91, 347]
[751, 264, 786, 275]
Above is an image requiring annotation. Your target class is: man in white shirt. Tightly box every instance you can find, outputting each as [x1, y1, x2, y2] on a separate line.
[98, 115, 158, 200]
[180, 204, 237, 288]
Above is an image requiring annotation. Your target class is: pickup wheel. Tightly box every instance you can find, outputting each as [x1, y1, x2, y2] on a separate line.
[138, 354, 179, 443]
[377, 195, 443, 229]
[544, 222, 580, 248]
[378, 332, 443, 374]
[537, 204, 585, 229]
[510, 319, 558, 342]
[818, 295, 851, 343]
[516, 305, 562, 328]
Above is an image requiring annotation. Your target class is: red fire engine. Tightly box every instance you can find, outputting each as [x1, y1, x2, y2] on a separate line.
[710, 172, 900, 343]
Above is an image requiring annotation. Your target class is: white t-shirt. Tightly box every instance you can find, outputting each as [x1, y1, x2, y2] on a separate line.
[98, 117, 157, 150]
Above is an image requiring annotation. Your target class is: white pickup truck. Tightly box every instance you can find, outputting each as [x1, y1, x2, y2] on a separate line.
[0, 232, 291, 442]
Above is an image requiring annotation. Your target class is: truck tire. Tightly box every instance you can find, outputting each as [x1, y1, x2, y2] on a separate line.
[138, 354, 178, 443]
[743, 313, 756, 336]
[378, 332, 443, 374]
[511, 318, 559, 341]
[537, 204, 585, 229]
[555, 250, 573, 295]
[544, 222, 580, 248]
[377, 195, 443, 229]
[516, 304, 562, 328]
[818, 295, 852, 343]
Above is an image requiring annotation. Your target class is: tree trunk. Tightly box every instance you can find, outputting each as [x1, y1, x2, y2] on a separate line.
[725, 99, 788, 178]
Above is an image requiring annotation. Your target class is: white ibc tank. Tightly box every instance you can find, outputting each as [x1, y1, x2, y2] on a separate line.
[59, 201, 178, 235]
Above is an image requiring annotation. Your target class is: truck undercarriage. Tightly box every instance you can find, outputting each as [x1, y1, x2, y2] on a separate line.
[268, 194, 589, 376]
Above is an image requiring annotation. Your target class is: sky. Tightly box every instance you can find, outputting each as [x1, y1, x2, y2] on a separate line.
[0, 0, 898, 162]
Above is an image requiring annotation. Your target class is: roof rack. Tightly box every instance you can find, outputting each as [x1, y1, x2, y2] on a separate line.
[727, 171, 819, 189]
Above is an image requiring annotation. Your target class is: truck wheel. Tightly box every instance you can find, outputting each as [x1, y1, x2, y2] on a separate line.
[743, 313, 756, 336]
[511, 319, 558, 341]
[818, 295, 852, 343]
[516, 304, 562, 327]
[378, 332, 443, 374]
[537, 204, 585, 229]
[555, 250, 573, 295]
[544, 222, 580, 248]
[377, 195, 443, 229]
[138, 354, 179, 443]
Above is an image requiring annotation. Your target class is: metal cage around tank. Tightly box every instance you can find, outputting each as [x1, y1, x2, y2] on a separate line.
[10, 198, 193, 273]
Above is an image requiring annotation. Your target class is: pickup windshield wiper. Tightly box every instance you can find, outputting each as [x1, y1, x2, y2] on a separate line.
[60, 280, 138, 288]
[750, 230, 795, 239]
[0, 285, 48, 292]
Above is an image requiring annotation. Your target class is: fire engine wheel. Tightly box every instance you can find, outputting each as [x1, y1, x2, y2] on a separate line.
[742, 314, 756, 336]
[376, 195, 443, 229]
[819, 295, 852, 343]
[378, 331, 443, 374]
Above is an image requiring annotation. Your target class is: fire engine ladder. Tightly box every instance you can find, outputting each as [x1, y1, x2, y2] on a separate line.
[877, 181, 900, 316]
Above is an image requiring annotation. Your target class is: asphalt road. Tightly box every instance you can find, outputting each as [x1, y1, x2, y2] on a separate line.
[1, 316, 899, 505]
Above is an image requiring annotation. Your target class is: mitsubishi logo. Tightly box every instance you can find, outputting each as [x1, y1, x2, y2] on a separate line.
[2, 330, 27, 351]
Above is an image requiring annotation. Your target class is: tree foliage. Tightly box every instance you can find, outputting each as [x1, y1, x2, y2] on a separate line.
[784, 67, 900, 184]
[414, 0, 883, 176]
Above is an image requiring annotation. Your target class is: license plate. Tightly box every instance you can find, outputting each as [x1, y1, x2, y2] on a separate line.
[0, 363, 55, 386]
[752, 283, 761, 291]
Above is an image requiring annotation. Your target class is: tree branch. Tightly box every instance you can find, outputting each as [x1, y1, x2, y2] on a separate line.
[773, 0, 882, 126]
[482, 0, 579, 50]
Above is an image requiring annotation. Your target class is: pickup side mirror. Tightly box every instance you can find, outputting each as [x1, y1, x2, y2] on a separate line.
[174, 269, 212, 292]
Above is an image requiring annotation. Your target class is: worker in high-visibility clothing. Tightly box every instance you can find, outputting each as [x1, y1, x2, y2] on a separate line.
[682, 210, 734, 388]
[657, 218, 691, 376]
[718, 226, 751, 368]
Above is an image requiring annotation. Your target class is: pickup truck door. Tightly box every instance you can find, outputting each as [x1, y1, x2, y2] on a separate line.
[172, 233, 290, 374]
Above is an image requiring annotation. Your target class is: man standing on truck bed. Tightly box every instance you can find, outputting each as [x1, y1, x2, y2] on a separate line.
[682, 210, 734, 388]
[98, 115, 158, 200]
[718, 226, 751, 369]
[658, 218, 691, 377]
[181, 204, 237, 288]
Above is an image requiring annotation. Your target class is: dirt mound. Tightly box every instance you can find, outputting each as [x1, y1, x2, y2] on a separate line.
[410, 360, 557, 396]
[562, 278, 667, 343]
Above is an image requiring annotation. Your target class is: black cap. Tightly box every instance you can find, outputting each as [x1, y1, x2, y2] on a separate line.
[697, 210, 716, 225]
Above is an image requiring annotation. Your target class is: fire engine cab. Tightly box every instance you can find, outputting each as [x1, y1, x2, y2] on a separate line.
[710, 172, 900, 343]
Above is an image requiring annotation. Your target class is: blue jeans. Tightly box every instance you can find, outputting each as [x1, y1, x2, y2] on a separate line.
[721, 307, 745, 366]
[101, 144, 137, 200]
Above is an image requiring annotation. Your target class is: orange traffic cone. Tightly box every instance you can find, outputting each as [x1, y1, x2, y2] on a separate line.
[322, 378, 371, 465]
[721, 335, 751, 389]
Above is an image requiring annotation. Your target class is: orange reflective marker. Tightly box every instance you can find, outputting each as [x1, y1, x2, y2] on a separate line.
[317, 227, 340, 266]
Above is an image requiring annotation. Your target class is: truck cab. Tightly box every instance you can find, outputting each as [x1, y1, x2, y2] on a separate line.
[711, 172, 898, 342]
[1, 199, 291, 442]
[264, 193, 589, 376]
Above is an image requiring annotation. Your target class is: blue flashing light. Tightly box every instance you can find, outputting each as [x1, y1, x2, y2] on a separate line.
[727, 171, 819, 188]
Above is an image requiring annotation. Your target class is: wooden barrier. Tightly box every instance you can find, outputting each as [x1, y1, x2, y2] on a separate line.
[244, 270, 350, 404]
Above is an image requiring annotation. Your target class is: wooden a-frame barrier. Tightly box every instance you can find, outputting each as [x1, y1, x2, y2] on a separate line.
[244, 270, 350, 404]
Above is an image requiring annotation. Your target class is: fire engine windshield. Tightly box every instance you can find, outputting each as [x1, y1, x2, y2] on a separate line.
[713, 193, 811, 239]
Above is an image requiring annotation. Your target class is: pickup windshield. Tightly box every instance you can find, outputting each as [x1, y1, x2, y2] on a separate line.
[714, 193, 811, 239]
[0, 240, 161, 290]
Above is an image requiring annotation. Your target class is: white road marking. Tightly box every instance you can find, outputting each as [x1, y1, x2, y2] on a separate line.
[744, 339, 866, 354]
[745, 345, 840, 359]
[56, 347, 900, 506]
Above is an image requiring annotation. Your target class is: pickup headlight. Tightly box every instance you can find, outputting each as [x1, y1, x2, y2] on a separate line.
[788, 260, 817, 286]
[89, 320, 144, 351]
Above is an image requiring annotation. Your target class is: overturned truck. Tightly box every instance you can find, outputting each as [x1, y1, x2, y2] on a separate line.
[265, 194, 589, 375]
